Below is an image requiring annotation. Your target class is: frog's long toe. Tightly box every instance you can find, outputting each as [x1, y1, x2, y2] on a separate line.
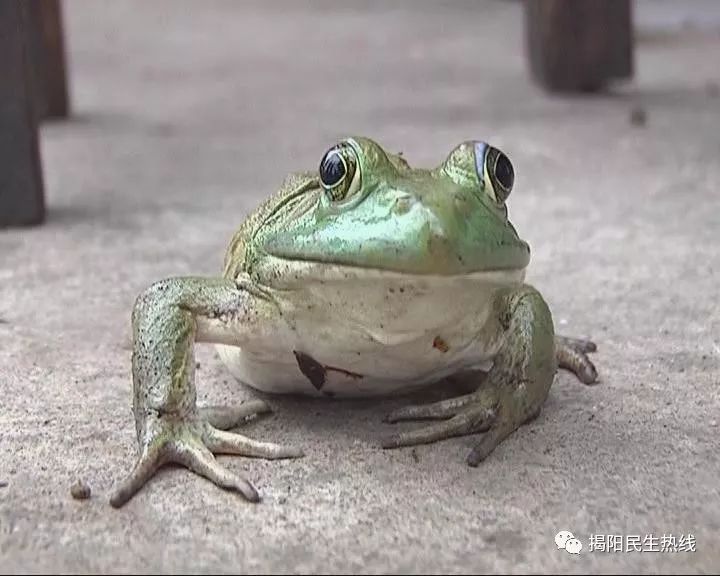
[555, 334, 598, 384]
[199, 400, 272, 430]
[384, 392, 487, 423]
[381, 396, 497, 449]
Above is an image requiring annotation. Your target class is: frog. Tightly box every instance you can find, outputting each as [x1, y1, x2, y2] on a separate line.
[109, 137, 598, 508]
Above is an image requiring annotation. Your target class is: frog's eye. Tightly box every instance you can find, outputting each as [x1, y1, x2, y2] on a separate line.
[319, 143, 360, 201]
[486, 147, 514, 202]
[474, 142, 514, 203]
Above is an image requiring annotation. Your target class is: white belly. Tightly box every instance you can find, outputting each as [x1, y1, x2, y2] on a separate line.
[215, 263, 525, 398]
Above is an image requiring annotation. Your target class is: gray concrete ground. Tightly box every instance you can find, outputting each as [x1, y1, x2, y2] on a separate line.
[1, 0, 719, 573]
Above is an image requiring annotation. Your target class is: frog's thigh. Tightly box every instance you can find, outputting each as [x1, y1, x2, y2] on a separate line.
[383, 284, 556, 466]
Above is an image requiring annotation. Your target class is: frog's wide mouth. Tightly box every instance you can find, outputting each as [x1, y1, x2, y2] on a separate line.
[255, 164, 532, 276]
[253, 253, 529, 285]
[259, 239, 530, 277]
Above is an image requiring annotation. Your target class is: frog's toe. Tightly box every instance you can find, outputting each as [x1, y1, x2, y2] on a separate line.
[173, 435, 261, 503]
[556, 335, 597, 354]
[381, 401, 496, 449]
[109, 442, 167, 508]
[555, 334, 599, 385]
[383, 392, 481, 423]
[204, 427, 304, 459]
[198, 400, 272, 430]
[466, 424, 513, 467]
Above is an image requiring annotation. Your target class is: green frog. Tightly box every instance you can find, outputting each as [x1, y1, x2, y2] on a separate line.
[109, 137, 598, 508]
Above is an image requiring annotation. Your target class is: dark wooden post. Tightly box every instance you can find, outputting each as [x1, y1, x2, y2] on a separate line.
[524, 0, 634, 93]
[27, 0, 71, 120]
[0, 1, 46, 226]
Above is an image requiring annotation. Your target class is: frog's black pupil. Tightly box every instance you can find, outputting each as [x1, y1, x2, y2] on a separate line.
[320, 150, 345, 187]
[495, 153, 514, 190]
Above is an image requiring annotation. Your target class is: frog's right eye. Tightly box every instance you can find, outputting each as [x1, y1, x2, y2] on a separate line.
[319, 142, 360, 201]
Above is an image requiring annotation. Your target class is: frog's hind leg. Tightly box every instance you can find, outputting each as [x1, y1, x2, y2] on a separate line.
[382, 285, 557, 466]
[555, 334, 598, 384]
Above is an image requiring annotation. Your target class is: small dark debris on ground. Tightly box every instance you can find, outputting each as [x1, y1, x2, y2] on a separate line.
[70, 479, 91, 500]
[630, 105, 648, 127]
[0, 480, 8, 488]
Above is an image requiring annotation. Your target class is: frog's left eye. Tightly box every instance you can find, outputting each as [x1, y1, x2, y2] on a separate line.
[319, 142, 360, 201]
[475, 142, 514, 203]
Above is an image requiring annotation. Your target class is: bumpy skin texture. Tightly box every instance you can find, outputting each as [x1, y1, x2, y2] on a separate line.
[109, 137, 598, 507]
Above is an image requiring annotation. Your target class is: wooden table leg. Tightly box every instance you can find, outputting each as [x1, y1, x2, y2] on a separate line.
[524, 0, 634, 93]
[0, 1, 46, 227]
[27, 0, 71, 120]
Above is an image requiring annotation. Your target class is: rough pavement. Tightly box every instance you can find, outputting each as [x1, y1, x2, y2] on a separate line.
[1, 0, 719, 573]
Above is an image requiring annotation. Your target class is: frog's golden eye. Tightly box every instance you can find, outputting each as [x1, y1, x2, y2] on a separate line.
[475, 142, 514, 203]
[319, 143, 360, 201]
[487, 148, 514, 202]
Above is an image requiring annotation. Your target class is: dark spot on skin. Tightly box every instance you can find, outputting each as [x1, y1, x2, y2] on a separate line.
[294, 351, 326, 390]
[411, 448, 420, 463]
[293, 351, 363, 390]
[433, 336, 449, 353]
[399, 287, 405, 293]
[389, 288, 395, 293]
[393, 197, 412, 215]
[325, 365, 363, 380]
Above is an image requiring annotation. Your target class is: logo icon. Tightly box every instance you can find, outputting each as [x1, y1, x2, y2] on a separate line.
[555, 530, 583, 555]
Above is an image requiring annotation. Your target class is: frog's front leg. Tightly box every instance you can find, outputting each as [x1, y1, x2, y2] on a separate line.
[109, 277, 303, 508]
[382, 285, 558, 466]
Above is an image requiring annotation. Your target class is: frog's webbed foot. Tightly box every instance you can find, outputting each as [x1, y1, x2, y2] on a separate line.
[382, 286, 558, 467]
[555, 334, 598, 385]
[382, 389, 498, 453]
[109, 278, 304, 508]
[110, 400, 301, 508]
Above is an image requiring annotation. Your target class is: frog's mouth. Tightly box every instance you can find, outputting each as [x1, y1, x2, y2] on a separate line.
[260, 200, 530, 277]
[260, 224, 531, 277]
[253, 167, 531, 277]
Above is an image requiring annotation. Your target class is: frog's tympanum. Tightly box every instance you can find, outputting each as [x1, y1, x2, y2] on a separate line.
[109, 137, 598, 507]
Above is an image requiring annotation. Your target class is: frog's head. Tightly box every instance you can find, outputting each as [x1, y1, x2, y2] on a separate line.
[252, 137, 530, 276]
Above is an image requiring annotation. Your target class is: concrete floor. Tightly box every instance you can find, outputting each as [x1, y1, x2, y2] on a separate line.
[1, 0, 719, 573]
